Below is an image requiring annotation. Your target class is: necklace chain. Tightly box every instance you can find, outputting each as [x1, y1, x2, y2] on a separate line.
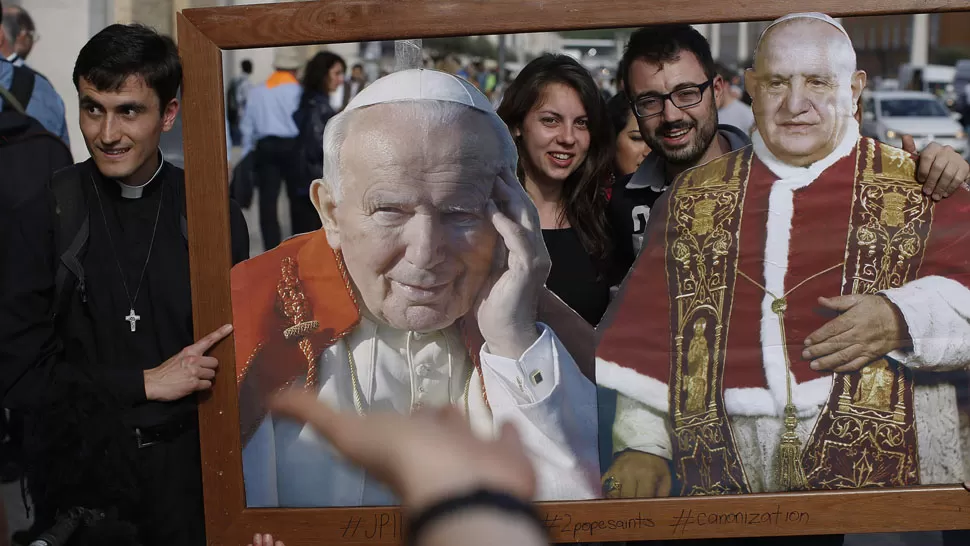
[345, 338, 472, 418]
[90, 172, 165, 332]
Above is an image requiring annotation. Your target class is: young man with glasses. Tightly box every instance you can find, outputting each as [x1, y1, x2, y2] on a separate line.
[608, 24, 970, 268]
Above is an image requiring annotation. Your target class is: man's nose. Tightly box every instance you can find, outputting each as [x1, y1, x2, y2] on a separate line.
[403, 214, 447, 269]
[661, 97, 687, 123]
[784, 83, 811, 116]
[101, 115, 121, 144]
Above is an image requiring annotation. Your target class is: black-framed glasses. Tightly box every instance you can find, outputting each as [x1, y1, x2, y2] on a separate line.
[630, 79, 715, 119]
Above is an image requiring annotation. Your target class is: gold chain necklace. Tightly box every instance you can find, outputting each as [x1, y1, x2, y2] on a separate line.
[737, 261, 844, 491]
[344, 338, 473, 418]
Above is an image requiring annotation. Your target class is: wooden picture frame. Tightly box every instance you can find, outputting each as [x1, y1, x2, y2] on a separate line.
[178, 1, 970, 543]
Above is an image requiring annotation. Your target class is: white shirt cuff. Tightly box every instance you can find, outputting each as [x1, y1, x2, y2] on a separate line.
[880, 275, 970, 371]
[479, 322, 558, 404]
[612, 392, 672, 460]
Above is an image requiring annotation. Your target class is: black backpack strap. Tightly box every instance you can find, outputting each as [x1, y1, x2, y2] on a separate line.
[171, 167, 189, 246]
[50, 166, 90, 306]
[0, 83, 24, 114]
[7, 66, 35, 113]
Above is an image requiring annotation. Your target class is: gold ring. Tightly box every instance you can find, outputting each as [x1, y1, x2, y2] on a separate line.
[603, 476, 621, 494]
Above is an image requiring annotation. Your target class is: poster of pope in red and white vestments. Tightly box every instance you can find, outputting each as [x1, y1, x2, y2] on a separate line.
[597, 12, 970, 499]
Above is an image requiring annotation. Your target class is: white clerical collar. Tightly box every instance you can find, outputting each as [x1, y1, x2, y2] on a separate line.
[751, 118, 860, 187]
[116, 150, 165, 199]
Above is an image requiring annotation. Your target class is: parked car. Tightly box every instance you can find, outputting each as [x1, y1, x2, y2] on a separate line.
[861, 91, 967, 157]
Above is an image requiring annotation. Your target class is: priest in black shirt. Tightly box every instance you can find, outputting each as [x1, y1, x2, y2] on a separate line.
[0, 24, 248, 545]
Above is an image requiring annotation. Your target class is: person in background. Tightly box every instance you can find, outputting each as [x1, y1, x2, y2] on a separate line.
[606, 91, 651, 180]
[714, 62, 754, 135]
[0, 2, 69, 145]
[227, 59, 253, 146]
[497, 54, 627, 328]
[341, 62, 367, 110]
[241, 47, 303, 250]
[498, 57, 623, 481]
[0, 23, 249, 545]
[291, 51, 345, 235]
[0, 3, 33, 67]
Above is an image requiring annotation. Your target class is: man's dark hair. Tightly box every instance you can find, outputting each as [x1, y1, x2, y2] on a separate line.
[607, 91, 634, 136]
[619, 24, 717, 98]
[73, 24, 182, 109]
[16, 6, 32, 31]
[241, 59, 253, 74]
[714, 61, 736, 81]
[352, 63, 364, 71]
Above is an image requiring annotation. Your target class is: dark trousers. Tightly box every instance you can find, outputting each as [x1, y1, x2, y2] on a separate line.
[27, 420, 205, 546]
[131, 424, 206, 546]
[253, 136, 321, 250]
[253, 136, 292, 250]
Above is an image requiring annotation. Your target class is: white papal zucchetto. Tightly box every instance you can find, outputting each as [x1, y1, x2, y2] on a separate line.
[343, 68, 494, 114]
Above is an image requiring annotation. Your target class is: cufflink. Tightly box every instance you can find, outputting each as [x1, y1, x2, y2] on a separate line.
[530, 370, 543, 386]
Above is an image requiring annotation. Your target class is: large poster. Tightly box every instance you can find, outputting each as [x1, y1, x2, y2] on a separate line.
[223, 10, 970, 518]
[596, 12, 970, 501]
[229, 68, 601, 508]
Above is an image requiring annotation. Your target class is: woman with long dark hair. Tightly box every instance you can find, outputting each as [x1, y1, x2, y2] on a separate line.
[607, 91, 651, 179]
[497, 54, 627, 326]
[291, 51, 345, 234]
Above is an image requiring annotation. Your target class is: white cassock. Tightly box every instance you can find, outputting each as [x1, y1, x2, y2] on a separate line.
[605, 123, 970, 492]
[243, 318, 600, 507]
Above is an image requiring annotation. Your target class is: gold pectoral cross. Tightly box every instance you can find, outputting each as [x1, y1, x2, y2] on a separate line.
[738, 262, 844, 491]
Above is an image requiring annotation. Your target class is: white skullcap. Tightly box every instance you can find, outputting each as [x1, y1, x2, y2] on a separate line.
[344, 68, 494, 113]
[760, 12, 851, 42]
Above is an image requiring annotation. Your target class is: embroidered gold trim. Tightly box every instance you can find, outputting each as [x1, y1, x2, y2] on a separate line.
[666, 148, 753, 496]
[801, 138, 930, 489]
[278, 257, 319, 388]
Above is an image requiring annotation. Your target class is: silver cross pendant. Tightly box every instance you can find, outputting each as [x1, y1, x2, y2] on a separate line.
[126, 308, 141, 332]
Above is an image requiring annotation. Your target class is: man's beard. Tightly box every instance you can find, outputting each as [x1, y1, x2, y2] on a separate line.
[645, 108, 719, 166]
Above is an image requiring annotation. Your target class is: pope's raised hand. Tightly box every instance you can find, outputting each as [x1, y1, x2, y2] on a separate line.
[474, 168, 551, 360]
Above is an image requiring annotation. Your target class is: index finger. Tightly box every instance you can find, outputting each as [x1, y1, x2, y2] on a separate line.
[918, 149, 944, 195]
[269, 390, 365, 453]
[900, 134, 917, 154]
[185, 324, 233, 356]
